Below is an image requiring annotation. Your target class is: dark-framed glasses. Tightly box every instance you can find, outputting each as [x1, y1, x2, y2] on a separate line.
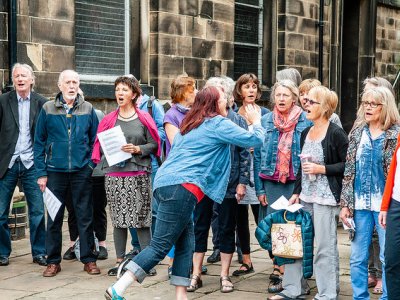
[362, 101, 382, 108]
[303, 98, 321, 105]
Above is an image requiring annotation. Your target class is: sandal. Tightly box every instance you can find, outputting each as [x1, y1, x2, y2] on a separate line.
[232, 263, 254, 276]
[372, 279, 383, 294]
[220, 276, 234, 293]
[104, 287, 126, 300]
[267, 292, 294, 300]
[187, 274, 202, 292]
[269, 267, 282, 280]
[368, 275, 377, 288]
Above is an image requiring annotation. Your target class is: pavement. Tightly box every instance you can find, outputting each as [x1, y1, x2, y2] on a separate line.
[2, 211, 380, 300]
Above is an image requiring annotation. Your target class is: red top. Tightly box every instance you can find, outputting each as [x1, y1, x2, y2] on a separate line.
[182, 183, 204, 203]
[381, 134, 400, 211]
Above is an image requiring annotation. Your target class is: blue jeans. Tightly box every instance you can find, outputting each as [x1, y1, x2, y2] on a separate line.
[46, 166, 97, 264]
[385, 200, 400, 299]
[350, 210, 387, 300]
[0, 161, 46, 258]
[125, 184, 196, 286]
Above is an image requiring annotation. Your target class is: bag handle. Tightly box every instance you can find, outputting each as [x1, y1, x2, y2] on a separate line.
[283, 210, 295, 224]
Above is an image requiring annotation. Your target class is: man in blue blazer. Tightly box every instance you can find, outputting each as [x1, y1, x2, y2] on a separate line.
[0, 63, 47, 266]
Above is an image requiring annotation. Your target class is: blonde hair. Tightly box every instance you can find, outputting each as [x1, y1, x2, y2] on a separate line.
[308, 86, 338, 120]
[352, 86, 400, 132]
[299, 79, 321, 95]
[270, 80, 299, 104]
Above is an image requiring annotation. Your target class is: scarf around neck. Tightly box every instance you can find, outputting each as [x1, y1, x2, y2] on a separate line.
[273, 105, 303, 183]
[92, 107, 161, 164]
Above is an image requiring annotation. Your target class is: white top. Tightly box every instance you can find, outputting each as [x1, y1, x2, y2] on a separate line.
[392, 148, 400, 202]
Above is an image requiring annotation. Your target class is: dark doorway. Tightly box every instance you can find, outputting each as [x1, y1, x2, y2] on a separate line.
[340, 1, 360, 133]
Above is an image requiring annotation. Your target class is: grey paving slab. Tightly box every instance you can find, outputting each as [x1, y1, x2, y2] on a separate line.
[1, 211, 382, 300]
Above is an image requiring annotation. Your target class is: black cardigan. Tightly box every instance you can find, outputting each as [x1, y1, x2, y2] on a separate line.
[293, 122, 349, 203]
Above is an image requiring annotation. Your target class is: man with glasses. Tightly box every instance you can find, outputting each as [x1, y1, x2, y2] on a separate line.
[0, 63, 47, 267]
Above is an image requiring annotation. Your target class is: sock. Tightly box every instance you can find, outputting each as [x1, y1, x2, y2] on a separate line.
[110, 271, 135, 296]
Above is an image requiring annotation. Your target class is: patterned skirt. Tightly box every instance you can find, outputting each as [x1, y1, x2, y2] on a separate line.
[105, 174, 152, 228]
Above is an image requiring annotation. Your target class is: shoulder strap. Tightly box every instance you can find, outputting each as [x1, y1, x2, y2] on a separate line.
[147, 96, 156, 117]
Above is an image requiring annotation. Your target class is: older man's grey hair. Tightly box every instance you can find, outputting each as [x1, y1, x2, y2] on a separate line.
[58, 70, 80, 85]
[12, 63, 35, 90]
[205, 76, 236, 107]
[276, 68, 302, 86]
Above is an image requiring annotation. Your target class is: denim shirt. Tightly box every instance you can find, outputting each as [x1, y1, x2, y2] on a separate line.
[354, 128, 385, 212]
[138, 95, 166, 173]
[254, 111, 312, 196]
[153, 116, 264, 203]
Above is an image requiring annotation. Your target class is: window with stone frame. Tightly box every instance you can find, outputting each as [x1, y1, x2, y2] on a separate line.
[75, 0, 130, 78]
[234, 0, 263, 80]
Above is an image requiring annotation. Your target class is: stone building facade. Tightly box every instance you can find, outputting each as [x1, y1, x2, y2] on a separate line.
[1, 0, 399, 130]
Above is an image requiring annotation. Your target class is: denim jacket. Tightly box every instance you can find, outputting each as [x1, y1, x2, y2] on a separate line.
[254, 111, 312, 196]
[153, 116, 264, 203]
[226, 109, 251, 198]
[139, 95, 166, 173]
[341, 123, 400, 213]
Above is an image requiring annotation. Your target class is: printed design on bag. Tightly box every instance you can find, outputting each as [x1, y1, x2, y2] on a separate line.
[291, 228, 302, 242]
[282, 244, 296, 257]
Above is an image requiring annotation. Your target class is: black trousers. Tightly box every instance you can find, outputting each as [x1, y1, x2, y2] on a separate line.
[194, 195, 242, 254]
[236, 203, 259, 254]
[46, 167, 96, 264]
[66, 176, 107, 242]
[385, 199, 400, 299]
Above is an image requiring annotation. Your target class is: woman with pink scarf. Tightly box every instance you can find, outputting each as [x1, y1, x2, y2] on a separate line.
[92, 75, 160, 277]
[254, 80, 312, 295]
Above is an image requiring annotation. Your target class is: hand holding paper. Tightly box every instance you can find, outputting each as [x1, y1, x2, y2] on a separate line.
[43, 188, 62, 221]
[270, 195, 304, 213]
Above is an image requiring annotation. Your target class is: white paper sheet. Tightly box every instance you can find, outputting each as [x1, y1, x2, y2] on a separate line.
[43, 187, 62, 221]
[97, 125, 131, 166]
[270, 195, 304, 213]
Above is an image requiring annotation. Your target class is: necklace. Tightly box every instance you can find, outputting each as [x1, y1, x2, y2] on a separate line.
[118, 110, 137, 119]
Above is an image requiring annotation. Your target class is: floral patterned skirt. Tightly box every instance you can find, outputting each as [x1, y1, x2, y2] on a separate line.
[105, 174, 151, 228]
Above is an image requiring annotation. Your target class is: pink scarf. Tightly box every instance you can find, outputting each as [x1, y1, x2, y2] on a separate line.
[92, 108, 161, 164]
[273, 105, 303, 183]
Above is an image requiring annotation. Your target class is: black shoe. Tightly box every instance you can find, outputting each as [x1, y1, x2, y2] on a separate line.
[147, 268, 157, 276]
[33, 255, 47, 266]
[0, 257, 9, 266]
[207, 249, 221, 263]
[124, 249, 139, 260]
[63, 247, 76, 260]
[98, 246, 108, 260]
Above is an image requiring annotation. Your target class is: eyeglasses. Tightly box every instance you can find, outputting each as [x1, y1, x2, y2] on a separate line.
[362, 101, 382, 108]
[303, 98, 321, 105]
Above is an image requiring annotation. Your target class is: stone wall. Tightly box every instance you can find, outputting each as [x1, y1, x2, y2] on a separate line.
[277, 0, 331, 83]
[0, 0, 75, 97]
[375, 4, 400, 82]
[149, 0, 234, 99]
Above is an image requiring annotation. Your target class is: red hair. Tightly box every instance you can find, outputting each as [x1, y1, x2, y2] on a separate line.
[180, 86, 222, 135]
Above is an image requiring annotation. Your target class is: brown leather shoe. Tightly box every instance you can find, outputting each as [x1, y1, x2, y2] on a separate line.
[43, 264, 61, 277]
[84, 262, 101, 275]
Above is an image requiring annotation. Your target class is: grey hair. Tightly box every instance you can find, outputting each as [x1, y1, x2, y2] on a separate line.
[12, 63, 35, 89]
[363, 76, 395, 96]
[276, 68, 302, 86]
[271, 79, 300, 104]
[58, 70, 80, 85]
[205, 76, 236, 107]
